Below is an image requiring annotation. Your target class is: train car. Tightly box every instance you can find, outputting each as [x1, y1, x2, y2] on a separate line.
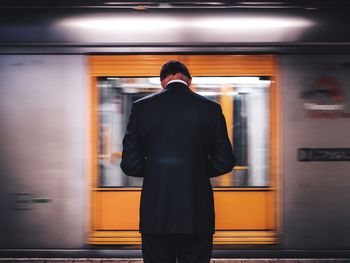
[0, 0, 350, 258]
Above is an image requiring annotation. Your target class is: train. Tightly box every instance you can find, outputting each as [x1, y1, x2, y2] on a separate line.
[0, 0, 350, 258]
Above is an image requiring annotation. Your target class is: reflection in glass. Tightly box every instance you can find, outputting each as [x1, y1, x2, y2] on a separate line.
[97, 77, 270, 187]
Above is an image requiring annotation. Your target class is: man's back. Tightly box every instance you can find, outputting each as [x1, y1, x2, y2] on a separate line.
[121, 81, 235, 234]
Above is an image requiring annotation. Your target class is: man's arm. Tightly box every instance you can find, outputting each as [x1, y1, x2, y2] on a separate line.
[208, 105, 236, 178]
[120, 103, 145, 177]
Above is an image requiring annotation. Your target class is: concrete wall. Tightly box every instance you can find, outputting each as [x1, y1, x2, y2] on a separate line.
[0, 55, 87, 248]
[280, 55, 350, 249]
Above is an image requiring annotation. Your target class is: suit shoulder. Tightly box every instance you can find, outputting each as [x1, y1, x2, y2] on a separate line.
[136, 89, 168, 103]
[133, 89, 167, 107]
[190, 91, 221, 111]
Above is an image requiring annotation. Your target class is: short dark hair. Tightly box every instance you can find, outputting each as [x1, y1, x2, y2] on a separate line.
[160, 60, 191, 81]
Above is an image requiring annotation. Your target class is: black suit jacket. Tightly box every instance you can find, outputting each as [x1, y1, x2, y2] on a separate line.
[121, 82, 236, 234]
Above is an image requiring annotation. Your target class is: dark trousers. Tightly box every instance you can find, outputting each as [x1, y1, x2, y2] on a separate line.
[141, 233, 213, 263]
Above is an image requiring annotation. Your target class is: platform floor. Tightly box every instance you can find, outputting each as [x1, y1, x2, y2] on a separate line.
[1, 259, 350, 262]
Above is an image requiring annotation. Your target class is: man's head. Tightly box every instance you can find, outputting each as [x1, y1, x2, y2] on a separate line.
[160, 60, 192, 88]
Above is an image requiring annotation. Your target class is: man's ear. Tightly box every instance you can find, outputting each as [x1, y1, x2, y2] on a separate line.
[160, 78, 166, 89]
[187, 78, 192, 86]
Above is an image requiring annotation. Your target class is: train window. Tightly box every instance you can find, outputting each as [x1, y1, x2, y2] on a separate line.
[97, 76, 271, 187]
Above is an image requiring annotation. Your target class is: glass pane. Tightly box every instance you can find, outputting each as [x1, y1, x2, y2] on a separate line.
[97, 76, 271, 187]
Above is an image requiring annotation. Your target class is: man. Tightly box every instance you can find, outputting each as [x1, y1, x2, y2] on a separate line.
[121, 61, 235, 263]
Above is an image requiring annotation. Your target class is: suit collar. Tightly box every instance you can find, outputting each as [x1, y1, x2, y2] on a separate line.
[167, 79, 188, 86]
[165, 81, 190, 91]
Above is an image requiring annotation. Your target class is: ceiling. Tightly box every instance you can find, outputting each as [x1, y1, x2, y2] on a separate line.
[0, 0, 349, 9]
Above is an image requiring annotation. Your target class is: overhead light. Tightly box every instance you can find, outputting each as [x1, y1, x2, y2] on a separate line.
[206, 2, 225, 5]
[150, 77, 265, 85]
[58, 13, 314, 43]
[60, 15, 184, 31]
[305, 7, 318, 10]
[192, 77, 261, 85]
[197, 91, 221, 96]
[158, 3, 172, 8]
[239, 1, 286, 4]
[104, 2, 154, 5]
[192, 16, 313, 30]
[132, 5, 150, 11]
[148, 77, 161, 85]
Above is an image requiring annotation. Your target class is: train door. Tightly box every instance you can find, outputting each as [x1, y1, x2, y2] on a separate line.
[88, 55, 280, 245]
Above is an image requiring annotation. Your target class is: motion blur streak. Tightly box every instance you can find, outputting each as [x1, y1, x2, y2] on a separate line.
[59, 15, 184, 32]
[192, 16, 314, 30]
[58, 13, 314, 42]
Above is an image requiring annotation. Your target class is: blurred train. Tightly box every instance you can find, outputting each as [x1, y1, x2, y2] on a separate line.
[1, 0, 350, 258]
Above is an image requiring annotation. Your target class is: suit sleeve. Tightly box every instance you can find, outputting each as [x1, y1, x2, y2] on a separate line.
[208, 105, 236, 178]
[120, 103, 145, 177]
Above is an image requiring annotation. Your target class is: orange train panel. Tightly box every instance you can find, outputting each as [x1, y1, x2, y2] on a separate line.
[90, 55, 180, 77]
[95, 190, 271, 231]
[214, 191, 269, 230]
[90, 55, 277, 77]
[187, 55, 277, 76]
[97, 190, 141, 230]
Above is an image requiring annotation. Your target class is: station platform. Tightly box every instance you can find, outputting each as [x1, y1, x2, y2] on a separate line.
[1, 259, 350, 262]
[1, 249, 350, 262]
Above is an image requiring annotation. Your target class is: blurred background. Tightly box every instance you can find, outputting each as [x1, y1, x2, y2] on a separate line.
[0, 0, 350, 258]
